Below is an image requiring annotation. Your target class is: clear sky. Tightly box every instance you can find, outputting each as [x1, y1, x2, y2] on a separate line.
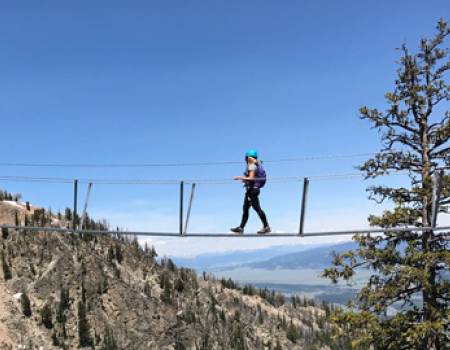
[1, 1, 449, 256]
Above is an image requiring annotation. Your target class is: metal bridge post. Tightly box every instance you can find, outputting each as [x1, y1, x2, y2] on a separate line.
[299, 177, 309, 235]
[431, 169, 444, 228]
[179, 181, 184, 235]
[73, 179, 78, 229]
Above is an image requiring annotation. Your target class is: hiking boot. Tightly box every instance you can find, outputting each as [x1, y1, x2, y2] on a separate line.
[257, 226, 271, 234]
[230, 227, 244, 234]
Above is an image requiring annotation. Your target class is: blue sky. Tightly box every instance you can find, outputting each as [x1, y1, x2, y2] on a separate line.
[1, 1, 449, 256]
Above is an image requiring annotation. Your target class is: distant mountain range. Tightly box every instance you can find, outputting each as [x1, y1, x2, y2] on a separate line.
[240, 241, 358, 270]
[172, 243, 308, 271]
[173, 241, 357, 272]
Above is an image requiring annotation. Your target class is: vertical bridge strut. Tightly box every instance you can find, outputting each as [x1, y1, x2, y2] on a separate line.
[81, 182, 93, 229]
[184, 183, 196, 235]
[179, 181, 184, 235]
[299, 177, 309, 235]
[73, 179, 78, 229]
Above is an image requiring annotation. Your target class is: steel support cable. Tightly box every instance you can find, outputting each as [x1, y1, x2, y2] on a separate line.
[0, 153, 447, 169]
[0, 167, 448, 185]
[0, 152, 381, 168]
[2, 224, 450, 238]
[0, 175, 73, 183]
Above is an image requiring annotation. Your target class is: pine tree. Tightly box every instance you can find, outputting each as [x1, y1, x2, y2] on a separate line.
[175, 278, 185, 293]
[60, 286, 70, 311]
[231, 316, 246, 350]
[115, 244, 123, 264]
[161, 279, 172, 304]
[274, 339, 283, 350]
[257, 304, 264, 324]
[286, 320, 298, 344]
[78, 300, 93, 347]
[323, 19, 450, 349]
[107, 245, 114, 264]
[41, 303, 53, 329]
[1, 251, 12, 280]
[167, 258, 176, 272]
[151, 246, 157, 258]
[101, 326, 118, 350]
[21, 292, 32, 317]
[57, 286, 69, 339]
[1, 227, 8, 239]
[51, 331, 60, 346]
[64, 207, 72, 221]
[174, 338, 186, 350]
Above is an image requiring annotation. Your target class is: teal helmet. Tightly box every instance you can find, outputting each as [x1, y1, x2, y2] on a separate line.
[245, 149, 258, 159]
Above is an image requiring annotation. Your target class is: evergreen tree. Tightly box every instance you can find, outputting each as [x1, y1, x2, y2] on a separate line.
[286, 320, 298, 344]
[101, 326, 118, 350]
[59, 286, 70, 311]
[167, 258, 176, 272]
[1, 251, 12, 280]
[324, 20, 450, 349]
[1, 227, 8, 239]
[231, 317, 246, 350]
[220, 309, 226, 323]
[57, 286, 69, 339]
[107, 245, 114, 263]
[174, 338, 186, 350]
[64, 207, 72, 221]
[51, 331, 60, 346]
[24, 214, 28, 226]
[175, 278, 185, 293]
[161, 279, 172, 304]
[143, 282, 151, 297]
[151, 246, 157, 258]
[21, 292, 32, 317]
[41, 303, 53, 329]
[274, 339, 283, 350]
[291, 295, 297, 308]
[257, 304, 264, 324]
[115, 244, 123, 264]
[78, 300, 93, 347]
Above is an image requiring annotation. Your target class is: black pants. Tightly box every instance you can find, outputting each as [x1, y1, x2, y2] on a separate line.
[240, 188, 269, 228]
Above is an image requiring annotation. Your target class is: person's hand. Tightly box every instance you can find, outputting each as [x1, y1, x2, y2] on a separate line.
[234, 176, 243, 181]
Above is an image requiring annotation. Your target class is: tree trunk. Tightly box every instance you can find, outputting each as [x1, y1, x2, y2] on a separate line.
[420, 121, 440, 349]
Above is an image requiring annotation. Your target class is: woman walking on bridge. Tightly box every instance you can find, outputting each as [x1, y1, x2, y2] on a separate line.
[231, 149, 271, 234]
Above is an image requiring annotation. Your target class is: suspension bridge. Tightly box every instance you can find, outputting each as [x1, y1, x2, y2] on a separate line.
[0, 152, 448, 238]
